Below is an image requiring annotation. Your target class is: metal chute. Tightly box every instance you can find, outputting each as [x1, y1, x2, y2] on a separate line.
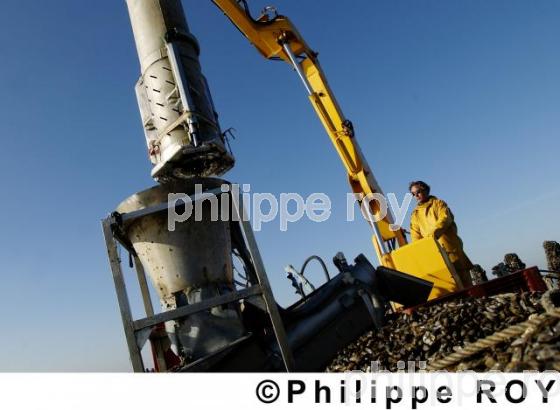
[126, 0, 234, 180]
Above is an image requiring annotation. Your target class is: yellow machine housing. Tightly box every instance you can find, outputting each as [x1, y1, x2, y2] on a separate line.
[387, 238, 460, 300]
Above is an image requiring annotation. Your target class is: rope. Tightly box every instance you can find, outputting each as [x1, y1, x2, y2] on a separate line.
[540, 289, 560, 318]
[426, 290, 560, 371]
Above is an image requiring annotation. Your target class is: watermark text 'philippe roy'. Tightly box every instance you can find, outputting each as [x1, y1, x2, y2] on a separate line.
[167, 184, 413, 232]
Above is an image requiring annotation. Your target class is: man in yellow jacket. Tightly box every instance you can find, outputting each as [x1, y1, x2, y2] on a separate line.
[409, 181, 473, 288]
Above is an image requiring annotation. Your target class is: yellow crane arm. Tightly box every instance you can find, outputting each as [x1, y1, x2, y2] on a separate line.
[212, 0, 406, 263]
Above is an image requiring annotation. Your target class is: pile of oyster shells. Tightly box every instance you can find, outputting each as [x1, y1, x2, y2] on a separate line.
[544, 241, 560, 272]
[492, 253, 526, 278]
[326, 291, 560, 372]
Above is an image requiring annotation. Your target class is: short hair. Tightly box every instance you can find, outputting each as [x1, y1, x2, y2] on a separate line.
[409, 180, 430, 195]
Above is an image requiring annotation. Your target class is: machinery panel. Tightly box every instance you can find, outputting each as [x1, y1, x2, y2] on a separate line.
[390, 237, 460, 300]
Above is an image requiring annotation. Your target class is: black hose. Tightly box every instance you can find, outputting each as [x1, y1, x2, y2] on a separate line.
[300, 255, 331, 282]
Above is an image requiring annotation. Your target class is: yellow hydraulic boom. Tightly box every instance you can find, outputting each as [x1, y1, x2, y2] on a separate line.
[212, 0, 462, 298]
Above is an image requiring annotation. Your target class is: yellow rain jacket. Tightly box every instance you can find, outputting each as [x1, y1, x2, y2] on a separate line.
[410, 196, 473, 287]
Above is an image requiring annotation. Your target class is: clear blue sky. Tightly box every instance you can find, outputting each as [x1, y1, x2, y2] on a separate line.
[0, 0, 558, 371]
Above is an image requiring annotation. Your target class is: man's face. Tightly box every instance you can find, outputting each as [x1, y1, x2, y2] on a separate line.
[410, 185, 428, 203]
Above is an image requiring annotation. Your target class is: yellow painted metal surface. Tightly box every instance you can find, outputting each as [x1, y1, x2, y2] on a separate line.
[211, 0, 459, 298]
[212, 0, 404, 256]
[389, 237, 460, 300]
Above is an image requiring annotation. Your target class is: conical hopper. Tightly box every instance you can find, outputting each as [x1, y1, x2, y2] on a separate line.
[117, 177, 233, 305]
[116, 177, 244, 360]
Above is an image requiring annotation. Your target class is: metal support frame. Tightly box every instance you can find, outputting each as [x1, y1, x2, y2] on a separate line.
[102, 219, 145, 372]
[231, 192, 296, 371]
[102, 185, 295, 372]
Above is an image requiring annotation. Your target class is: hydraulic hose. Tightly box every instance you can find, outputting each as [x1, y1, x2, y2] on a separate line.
[300, 255, 331, 282]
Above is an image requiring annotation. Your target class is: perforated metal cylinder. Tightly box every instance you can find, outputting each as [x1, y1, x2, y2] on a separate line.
[126, 0, 234, 180]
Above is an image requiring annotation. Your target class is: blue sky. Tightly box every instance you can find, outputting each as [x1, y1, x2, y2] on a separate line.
[0, 0, 558, 371]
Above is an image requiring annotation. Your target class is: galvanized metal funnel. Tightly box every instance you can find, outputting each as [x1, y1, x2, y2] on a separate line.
[116, 177, 244, 361]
